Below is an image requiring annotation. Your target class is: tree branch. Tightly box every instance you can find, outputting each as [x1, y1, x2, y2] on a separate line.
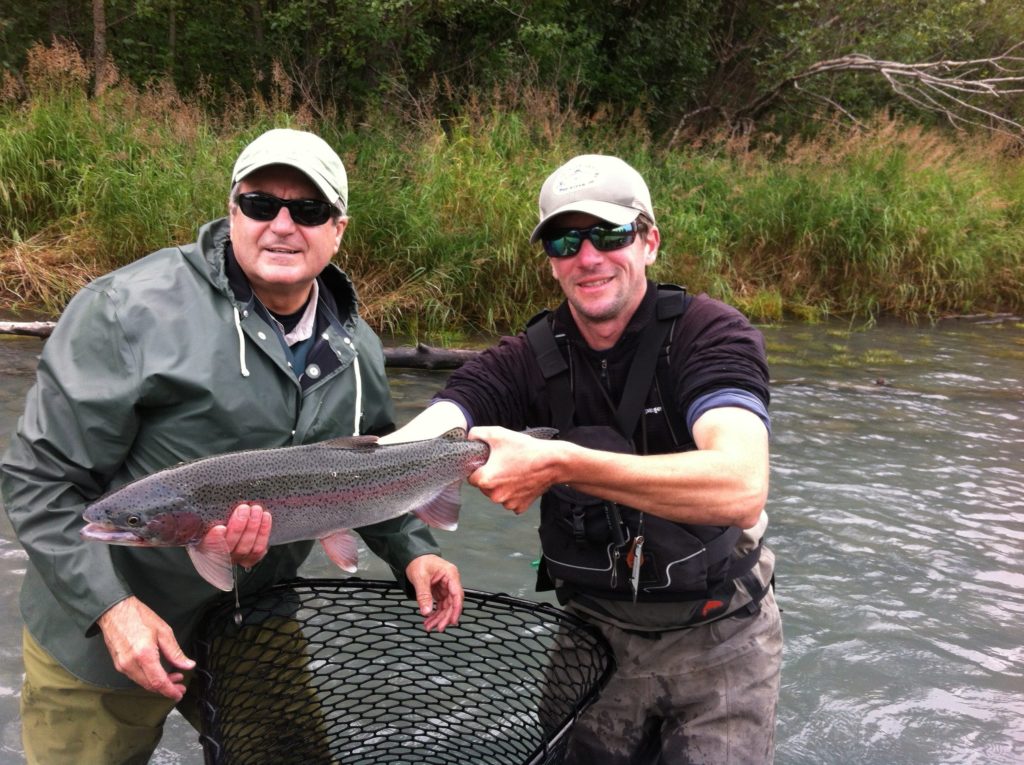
[699, 46, 1024, 138]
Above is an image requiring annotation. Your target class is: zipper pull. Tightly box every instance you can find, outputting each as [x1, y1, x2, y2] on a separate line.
[629, 535, 645, 602]
[611, 548, 620, 589]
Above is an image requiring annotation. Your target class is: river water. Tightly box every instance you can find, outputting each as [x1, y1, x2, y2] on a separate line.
[0, 318, 1021, 764]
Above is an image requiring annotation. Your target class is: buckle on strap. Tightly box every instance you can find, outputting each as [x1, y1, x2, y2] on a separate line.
[727, 541, 763, 579]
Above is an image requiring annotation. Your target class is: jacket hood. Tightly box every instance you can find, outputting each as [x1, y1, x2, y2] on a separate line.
[185, 217, 234, 300]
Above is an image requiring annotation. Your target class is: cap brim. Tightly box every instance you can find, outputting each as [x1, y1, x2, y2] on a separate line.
[233, 159, 339, 206]
[529, 200, 641, 242]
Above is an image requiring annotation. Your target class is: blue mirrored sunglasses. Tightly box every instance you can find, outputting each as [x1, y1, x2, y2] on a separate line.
[541, 221, 639, 258]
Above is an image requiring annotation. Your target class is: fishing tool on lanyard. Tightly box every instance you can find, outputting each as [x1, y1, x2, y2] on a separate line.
[232, 566, 243, 626]
[626, 516, 646, 602]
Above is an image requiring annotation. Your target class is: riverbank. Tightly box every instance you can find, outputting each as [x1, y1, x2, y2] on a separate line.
[3, 45, 1023, 337]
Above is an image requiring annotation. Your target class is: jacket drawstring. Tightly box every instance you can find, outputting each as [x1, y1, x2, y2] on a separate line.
[233, 306, 250, 377]
[352, 349, 362, 435]
[234, 304, 361, 433]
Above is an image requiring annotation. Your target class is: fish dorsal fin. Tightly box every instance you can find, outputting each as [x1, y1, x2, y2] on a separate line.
[438, 428, 468, 441]
[320, 529, 359, 573]
[188, 534, 233, 591]
[412, 479, 461, 531]
[319, 435, 380, 449]
[524, 427, 559, 440]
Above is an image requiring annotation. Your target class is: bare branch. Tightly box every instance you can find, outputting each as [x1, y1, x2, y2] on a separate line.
[792, 81, 865, 128]
[703, 46, 1024, 139]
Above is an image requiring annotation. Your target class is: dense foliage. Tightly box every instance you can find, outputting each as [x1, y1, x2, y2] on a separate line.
[2, 41, 1022, 336]
[2, 1, 1023, 136]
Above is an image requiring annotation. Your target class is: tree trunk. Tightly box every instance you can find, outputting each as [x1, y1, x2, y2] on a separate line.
[168, 0, 177, 76]
[249, 1, 264, 49]
[92, 0, 107, 96]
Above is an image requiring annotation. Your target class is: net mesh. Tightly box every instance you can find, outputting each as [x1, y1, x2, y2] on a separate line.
[194, 578, 614, 765]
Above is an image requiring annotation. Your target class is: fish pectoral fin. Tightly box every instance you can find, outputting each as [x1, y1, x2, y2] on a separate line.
[321, 530, 359, 573]
[412, 480, 461, 532]
[188, 536, 233, 591]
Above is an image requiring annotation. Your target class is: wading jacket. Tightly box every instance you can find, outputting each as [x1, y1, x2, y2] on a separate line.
[438, 281, 774, 627]
[0, 218, 439, 687]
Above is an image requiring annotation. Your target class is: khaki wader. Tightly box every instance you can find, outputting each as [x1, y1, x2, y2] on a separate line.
[20, 627, 199, 765]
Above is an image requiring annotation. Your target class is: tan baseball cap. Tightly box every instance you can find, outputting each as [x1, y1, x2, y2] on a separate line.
[232, 128, 348, 211]
[530, 154, 654, 242]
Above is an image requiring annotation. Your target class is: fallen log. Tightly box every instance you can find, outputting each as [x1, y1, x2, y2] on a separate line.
[383, 343, 481, 369]
[0, 321, 55, 338]
[0, 321, 479, 368]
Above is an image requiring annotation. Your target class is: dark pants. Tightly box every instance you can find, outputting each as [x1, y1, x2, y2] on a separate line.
[562, 589, 783, 765]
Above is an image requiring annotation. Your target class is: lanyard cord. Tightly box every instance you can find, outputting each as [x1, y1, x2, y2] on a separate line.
[575, 346, 650, 455]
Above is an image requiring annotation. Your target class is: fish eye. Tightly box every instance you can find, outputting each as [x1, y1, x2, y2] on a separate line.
[126, 515, 141, 527]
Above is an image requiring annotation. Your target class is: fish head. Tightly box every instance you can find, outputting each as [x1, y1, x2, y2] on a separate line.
[81, 479, 207, 547]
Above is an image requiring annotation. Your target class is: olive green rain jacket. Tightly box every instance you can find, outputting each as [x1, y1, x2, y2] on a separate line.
[0, 218, 439, 688]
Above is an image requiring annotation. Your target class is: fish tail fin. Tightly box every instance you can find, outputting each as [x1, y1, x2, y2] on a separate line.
[412, 480, 461, 532]
[188, 535, 234, 591]
[321, 529, 359, 573]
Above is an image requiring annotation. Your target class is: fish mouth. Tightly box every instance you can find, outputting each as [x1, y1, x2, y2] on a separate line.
[80, 522, 149, 546]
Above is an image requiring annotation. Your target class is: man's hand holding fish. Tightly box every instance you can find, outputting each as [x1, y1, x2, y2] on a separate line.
[95, 503, 273, 701]
[209, 503, 464, 633]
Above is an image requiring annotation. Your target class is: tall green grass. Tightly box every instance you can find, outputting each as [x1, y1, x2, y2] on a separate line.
[2, 41, 1022, 336]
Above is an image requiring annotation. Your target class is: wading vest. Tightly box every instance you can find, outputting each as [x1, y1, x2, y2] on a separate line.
[527, 286, 761, 609]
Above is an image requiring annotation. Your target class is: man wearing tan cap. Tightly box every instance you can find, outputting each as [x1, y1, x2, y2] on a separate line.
[1, 128, 464, 763]
[385, 154, 781, 763]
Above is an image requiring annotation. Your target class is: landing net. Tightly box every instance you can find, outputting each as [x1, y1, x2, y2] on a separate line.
[194, 578, 614, 765]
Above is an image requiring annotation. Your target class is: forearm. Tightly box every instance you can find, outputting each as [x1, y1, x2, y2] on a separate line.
[469, 407, 770, 529]
[378, 400, 468, 444]
[556, 445, 767, 528]
[565, 408, 768, 527]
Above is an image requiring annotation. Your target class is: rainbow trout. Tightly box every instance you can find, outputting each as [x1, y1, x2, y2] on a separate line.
[81, 427, 555, 590]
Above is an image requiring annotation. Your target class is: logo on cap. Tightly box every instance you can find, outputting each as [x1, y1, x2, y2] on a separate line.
[554, 163, 601, 195]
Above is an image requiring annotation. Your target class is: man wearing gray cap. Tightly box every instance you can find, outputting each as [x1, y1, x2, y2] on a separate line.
[1, 127, 464, 763]
[383, 154, 781, 763]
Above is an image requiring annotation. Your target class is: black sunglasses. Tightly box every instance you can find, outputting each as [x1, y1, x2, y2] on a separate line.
[236, 192, 335, 227]
[541, 221, 639, 258]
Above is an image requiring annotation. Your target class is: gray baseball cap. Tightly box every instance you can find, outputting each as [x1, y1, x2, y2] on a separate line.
[232, 128, 348, 211]
[530, 154, 654, 242]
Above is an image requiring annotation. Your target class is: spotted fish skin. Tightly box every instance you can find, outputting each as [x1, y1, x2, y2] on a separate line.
[81, 428, 556, 590]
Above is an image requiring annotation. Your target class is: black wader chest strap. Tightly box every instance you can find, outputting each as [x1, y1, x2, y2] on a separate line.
[525, 287, 691, 442]
[526, 312, 574, 434]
